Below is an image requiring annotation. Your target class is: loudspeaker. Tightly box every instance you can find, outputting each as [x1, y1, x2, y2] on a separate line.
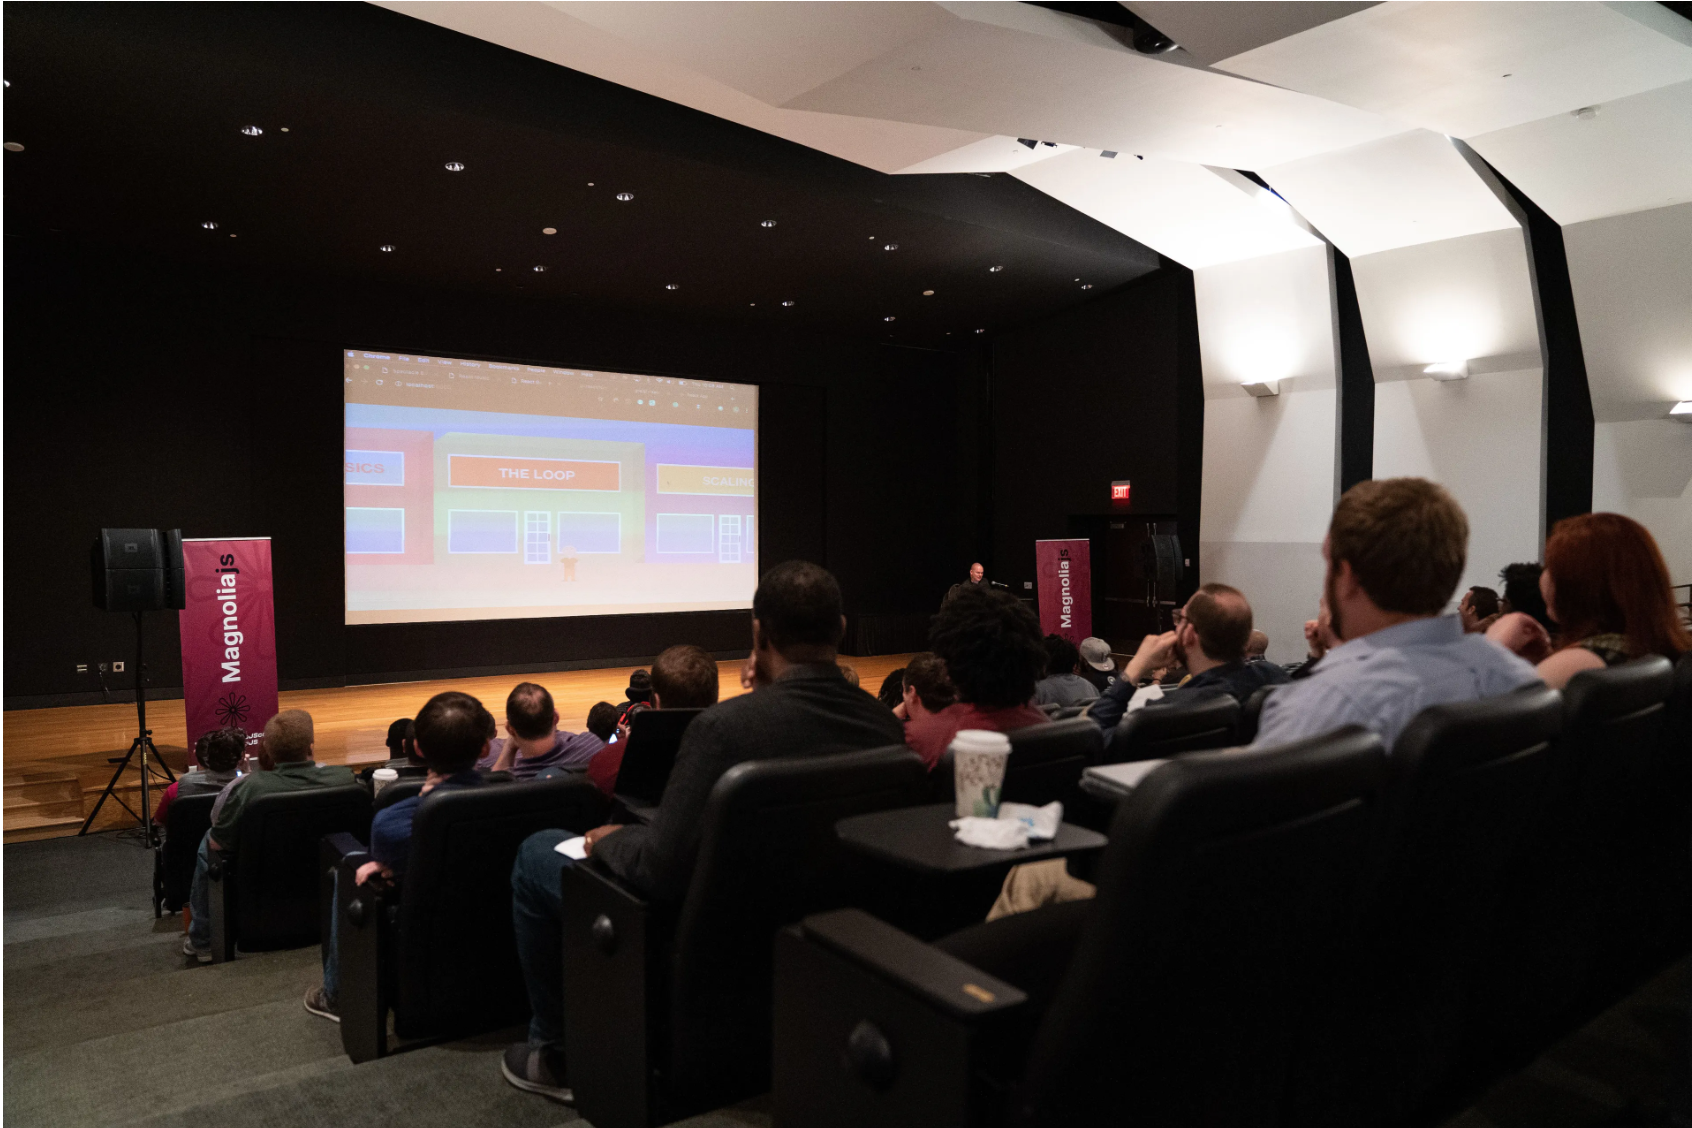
[1139, 534, 1184, 590]
[92, 528, 186, 612]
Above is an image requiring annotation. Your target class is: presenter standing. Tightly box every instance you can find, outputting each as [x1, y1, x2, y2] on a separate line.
[943, 562, 987, 609]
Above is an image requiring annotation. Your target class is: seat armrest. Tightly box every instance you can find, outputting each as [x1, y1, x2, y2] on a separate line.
[207, 848, 235, 963]
[337, 853, 396, 1063]
[320, 833, 368, 964]
[800, 909, 1026, 1020]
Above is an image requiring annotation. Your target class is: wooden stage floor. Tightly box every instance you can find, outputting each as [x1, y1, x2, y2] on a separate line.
[2, 654, 913, 843]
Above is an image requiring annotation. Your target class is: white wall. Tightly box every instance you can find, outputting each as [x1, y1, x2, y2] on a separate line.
[1195, 244, 1337, 663]
[1373, 368, 1546, 601]
[1593, 420, 1692, 584]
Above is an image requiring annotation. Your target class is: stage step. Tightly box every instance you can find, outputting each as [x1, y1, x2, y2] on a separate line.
[3, 767, 86, 824]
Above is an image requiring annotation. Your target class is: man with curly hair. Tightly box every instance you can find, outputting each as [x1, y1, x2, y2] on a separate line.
[906, 585, 1050, 769]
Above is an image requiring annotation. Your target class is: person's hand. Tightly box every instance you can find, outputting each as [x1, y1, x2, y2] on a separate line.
[1125, 632, 1177, 685]
[616, 719, 631, 743]
[739, 654, 758, 691]
[1487, 612, 1552, 664]
[582, 824, 623, 856]
[1302, 618, 1325, 659]
[354, 860, 392, 886]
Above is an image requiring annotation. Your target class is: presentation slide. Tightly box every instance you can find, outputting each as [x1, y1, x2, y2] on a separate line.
[344, 350, 757, 625]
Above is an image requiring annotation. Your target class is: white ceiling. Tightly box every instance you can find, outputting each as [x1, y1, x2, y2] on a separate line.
[1012, 149, 1322, 268]
[1262, 128, 1518, 257]
[1564, 202, 1692, 420]
[1216, 1, 1692, 140]
[1123, 1, 1379, 67]
[1466, 79, 1692, 225]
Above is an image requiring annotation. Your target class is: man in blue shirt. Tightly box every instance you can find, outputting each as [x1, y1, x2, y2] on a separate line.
[476, 683, 615, 779]
[303, 691, 490, 1022]
[1250, 478, 1539, 753]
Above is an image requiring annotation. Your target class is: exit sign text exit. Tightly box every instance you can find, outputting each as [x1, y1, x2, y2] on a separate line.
[1110, 480, 1131, 502]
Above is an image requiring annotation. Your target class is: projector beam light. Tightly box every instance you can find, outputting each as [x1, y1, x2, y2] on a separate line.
[1424, 360, 1470, 381]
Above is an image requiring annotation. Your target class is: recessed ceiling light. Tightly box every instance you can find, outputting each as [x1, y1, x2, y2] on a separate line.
[3, 142, 24, 152]
[868, 235, 877, 241]
[989, 265, 1004, 273]
[280, 127, 290, 132]
[496, 268, 503, 272]
[380, 244, 395, 252]
[884, 316, 896, 322]
[884, 243, 899, 251]
[542, 227, 557, 235]
[750, 303, 756, 307]
[665, 283, 679, 291]
[202, 220, 219, 230]
[229, 234, 237, 239]
[533, 265, 547, 272]
[975, 328, 986, 334]
[782, 300, 794, 307]
[444, 161, 465, 172]
[1081, 283, 1093, 290]
[241, 125, 263, 136]
[761, 219, 777, 228]
[615, 191, 634, 201]
[922, 290, 934, 296]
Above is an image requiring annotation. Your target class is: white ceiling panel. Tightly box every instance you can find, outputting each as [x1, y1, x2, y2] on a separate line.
[1261, 128, 1517, 257]
[1466, 79, 1692, 225]
[372, 1, 991, 174]
[1565, 202, 1692, 420]
[1013, 149, 1322, 268]
[1124, 1, 1379, 67]
[1217, 1, 1692, 139]
[776, 3, 1406, 169]
[892, 136, 1080, 176]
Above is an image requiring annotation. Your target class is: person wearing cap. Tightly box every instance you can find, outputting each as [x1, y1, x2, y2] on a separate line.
[1076, 637, 1118, 693]
[1032, 635, 1101, 707]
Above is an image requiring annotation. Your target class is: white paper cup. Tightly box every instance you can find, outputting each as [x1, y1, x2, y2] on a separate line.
[372, 767, 399, 795]
[952, 730, 1011, 818]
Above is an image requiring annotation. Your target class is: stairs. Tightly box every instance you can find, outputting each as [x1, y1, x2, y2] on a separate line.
[4, 767, 87, 838]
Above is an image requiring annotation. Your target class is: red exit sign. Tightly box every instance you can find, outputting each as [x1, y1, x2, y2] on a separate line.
[1110, 480, 1131, 502]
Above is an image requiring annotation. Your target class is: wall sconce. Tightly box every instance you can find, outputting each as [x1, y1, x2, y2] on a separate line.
[1424, 360, 1470, 381]
[1240, 379, 1280, 397]
[1671, 401, 1692, 423]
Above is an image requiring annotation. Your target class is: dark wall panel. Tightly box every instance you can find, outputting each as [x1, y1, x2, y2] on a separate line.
[4, 236, 973, 705]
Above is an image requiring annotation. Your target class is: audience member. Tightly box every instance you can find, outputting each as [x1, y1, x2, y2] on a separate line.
[1460, 585, 1502, 633]
[893, 651, 957, 724]
[1251, 478, 1538, 752]
[304, 692, 492, 1022]
[838, 661, 861, 689]
[586, 644, 721, 796]
[477, 684, 614, 779]
[501, 561, 902, 1100]
[154, 727, 244, 825]
[906, 586, 1050, 769]
[1499, 562, 1554, 633]
[615, 670, 654, 730]
[875, 667, 907, 711]
[1076, 637, 1118, 693]
[1087, 584, 1286, 729]
[357, 717, 427, 785]
[1245, 630, 1270, 663]
[183, 710, 354, 963]
[1487, 512, 1688, 689]
[1032, 634, 1101, 707]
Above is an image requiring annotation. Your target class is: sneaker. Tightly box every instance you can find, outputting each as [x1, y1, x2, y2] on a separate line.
[501, 1042, 573, 1104]
[182, 935, 212, 964]
[303, 985, 340, 1023]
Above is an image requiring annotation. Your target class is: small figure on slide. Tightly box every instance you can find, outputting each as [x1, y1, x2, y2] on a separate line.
[558, 545, 578, 582]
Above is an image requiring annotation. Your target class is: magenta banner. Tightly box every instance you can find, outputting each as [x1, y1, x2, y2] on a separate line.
[1035, 538, 1093, 644]
[180, 538, 279, 759]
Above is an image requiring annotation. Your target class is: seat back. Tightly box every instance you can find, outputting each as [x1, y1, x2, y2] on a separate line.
[232, 785, 372, 950]
[374, 779, 426, 812]
[1002, 717, 1105, 808]
[1289, 685, 1564, 1126]
[1236, 683, 1280, 744]
[1103, 692, 1241, 764]
[667, 745, 928, 1108]
[614, 708, 703, 805]
[393, 776, 607, 1038]
[161, 793, 218, 911]
[1017, 727, 1388, 1127]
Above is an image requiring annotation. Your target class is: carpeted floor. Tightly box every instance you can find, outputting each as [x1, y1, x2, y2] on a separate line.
[2, 833, 767, 1128]
[6, 832, 1684, 1127]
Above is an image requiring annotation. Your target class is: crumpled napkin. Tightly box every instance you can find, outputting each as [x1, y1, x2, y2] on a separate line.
[950, 801, 1064, 850]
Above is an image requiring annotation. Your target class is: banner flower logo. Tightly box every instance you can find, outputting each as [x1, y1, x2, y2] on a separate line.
[215, 692, 250, 727]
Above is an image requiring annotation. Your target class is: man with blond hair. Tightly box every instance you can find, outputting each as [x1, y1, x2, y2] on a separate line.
[183, 709, 355, 963]
[1249, 478, 1538, 753]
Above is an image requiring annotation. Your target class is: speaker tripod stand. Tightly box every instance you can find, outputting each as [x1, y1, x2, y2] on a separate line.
[79, 611, 176, 842]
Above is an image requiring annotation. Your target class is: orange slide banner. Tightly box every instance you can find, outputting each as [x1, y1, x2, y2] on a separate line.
[448, 454, 620, 491]
[656, 464, 755, 496]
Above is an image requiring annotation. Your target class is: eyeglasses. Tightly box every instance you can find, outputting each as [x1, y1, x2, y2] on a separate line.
[1171, 609, 1187, 626]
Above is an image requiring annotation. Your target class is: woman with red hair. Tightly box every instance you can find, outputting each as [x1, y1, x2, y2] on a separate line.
[1488, 513, 1689, 688]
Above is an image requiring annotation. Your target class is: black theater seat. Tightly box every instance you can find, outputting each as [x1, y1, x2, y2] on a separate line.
[927, 716, 1104, 810]
[205, 784, 372, 961]
[331, 775, 607, 1062]
[772, 727, 1388, 1128]
[1236, 682, 1280, 744]
[612, 707, 703, 820]
[560, 745, 928, 1128]
[153, 792, 217, 915]
[1288, 685, 1564, 1128]
[1102, 692, 1240, 765]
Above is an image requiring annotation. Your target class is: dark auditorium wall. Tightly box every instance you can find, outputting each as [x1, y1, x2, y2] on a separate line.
[985, 266, 1203, 597]
[3, 235, 983, 706]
